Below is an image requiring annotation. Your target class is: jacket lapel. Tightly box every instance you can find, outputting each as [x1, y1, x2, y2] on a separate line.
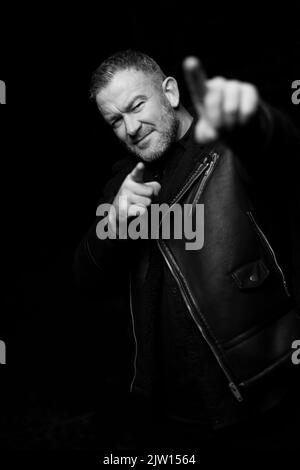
[157, 139, 216, 205]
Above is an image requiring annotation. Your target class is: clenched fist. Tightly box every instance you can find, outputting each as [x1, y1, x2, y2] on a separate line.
[183, 56, 260, 144]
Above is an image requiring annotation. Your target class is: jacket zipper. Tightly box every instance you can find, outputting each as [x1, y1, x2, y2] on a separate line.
[191, 152, 219, 211]
[129, 276, 138, 392]
[129, 150, 227, 395]
[247, 211, 290, 297]
[128, 156, 213, 392]
[129, 150, 244, 400]
[169, 158, 211, 205]
[158, 150, 244, 401]
[157, 242, 243, 402]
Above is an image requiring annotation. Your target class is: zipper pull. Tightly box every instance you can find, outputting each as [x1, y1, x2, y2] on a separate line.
[205, 160, 213, 175]
[229, 382, 243, 402]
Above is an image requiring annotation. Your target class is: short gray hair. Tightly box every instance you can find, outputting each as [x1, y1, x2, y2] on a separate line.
[89, 49, 166, 100]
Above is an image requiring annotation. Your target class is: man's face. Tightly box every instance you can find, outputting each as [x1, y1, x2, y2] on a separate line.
[96, 68, 179, 161]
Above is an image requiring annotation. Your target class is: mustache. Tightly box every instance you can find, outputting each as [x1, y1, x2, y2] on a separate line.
[130, 127, 154, 144]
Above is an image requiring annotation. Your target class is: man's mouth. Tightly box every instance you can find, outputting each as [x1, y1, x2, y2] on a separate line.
[134, 131, 153, 146]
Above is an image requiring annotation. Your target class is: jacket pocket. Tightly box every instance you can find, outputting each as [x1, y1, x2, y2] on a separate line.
[232, 259, 270, 289]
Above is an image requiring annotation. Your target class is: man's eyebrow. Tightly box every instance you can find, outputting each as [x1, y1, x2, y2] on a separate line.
[106, 95, 148, 123]
[124, 94, 147, 111]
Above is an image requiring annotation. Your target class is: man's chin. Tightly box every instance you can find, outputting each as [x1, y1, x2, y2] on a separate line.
[125, 131, 175, 161]
[127, 145, 164, 162]
[136, 150, 165, 162]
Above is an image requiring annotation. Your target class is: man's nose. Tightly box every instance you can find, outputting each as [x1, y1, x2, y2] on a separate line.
[124, 115, 142, 137]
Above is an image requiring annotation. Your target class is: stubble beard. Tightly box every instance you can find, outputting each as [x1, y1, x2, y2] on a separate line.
[124, 103, 179, 162]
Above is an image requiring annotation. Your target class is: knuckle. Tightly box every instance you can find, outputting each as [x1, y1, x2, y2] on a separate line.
[243, 83, 258, 99]
[210, 76, 226, 88]
[241, 85, 259, 114]
[223, 99, 239, 114]
[139, 207, 147, 216]
[227, 79, 240, 89]
[146, 186, 154, 196]
[204, 91, 222, 108]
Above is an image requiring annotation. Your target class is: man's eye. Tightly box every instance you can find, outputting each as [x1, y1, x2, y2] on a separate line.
[112, 118, 122, 128]
[133, 102, 144, 111]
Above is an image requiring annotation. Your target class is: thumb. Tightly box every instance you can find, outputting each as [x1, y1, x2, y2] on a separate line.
[194, 117, 218, 144]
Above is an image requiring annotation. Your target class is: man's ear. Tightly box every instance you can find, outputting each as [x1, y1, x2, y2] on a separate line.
[162, 77, 180, 108]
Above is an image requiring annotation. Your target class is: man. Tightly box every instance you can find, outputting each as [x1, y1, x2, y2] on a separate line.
[74, 50, 300, 453]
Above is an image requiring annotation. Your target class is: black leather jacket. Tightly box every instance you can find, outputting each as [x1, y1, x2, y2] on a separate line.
[74, 103, 300, 410]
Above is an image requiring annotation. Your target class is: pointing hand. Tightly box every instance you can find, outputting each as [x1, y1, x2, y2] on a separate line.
[183, 56, 260, 144]
[108, 162, 161, 235]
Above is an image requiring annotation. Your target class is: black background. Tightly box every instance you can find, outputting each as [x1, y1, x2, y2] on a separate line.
[0, 4, 299, 460]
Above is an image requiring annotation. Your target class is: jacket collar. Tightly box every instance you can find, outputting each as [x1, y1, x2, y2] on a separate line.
[154, 123, 216, 205]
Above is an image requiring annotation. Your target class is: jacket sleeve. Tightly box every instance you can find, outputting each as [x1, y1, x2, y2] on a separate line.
[224, 100, 300, 182]
[226, 101, 300, 304]
[73, 158, 136, 294]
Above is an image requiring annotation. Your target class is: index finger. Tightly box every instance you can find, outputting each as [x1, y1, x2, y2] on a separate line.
[183, 56, 207, 116]
[130, 162, 145, 183]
